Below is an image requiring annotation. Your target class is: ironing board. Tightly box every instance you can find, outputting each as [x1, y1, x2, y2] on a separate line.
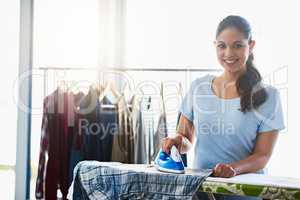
[67, 161, 212, 200]
[68, 161, 300, 199]
[199, 173, 300, 199]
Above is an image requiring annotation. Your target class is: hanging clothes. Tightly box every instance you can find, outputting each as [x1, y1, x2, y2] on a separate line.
[111, 95, 135, 163]
[77, 87, 118, 161]
[78, 87, 99, 160]
[133, 95, 148, 164]
[36, 88, 74, 200]
[37, 81, 182, 199]
[176, 84, 188, 167]
[96, 96, 118, 161]
[68, 92, 86, 186]
[68, 89, 118, 185]
[151, 85, 168, 161]
[139, 96, 155, 164]
[176, 112, 188, 167]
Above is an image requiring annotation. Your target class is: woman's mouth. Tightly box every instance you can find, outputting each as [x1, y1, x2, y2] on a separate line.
[224, 59, 239, 66]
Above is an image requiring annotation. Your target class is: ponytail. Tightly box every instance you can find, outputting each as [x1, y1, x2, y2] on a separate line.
[236, 53, 268, 112]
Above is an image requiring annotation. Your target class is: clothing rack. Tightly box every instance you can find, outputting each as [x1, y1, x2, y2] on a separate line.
[39, 66, 222, 98]
[39, 66, 222, 72]
[35, 66, 221, 199]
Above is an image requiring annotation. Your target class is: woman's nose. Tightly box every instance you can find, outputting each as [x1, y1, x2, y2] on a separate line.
[224, 47, 235, 57]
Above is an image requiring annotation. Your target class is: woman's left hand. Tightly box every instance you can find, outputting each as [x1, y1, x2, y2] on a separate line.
[213, 163, 237, 178]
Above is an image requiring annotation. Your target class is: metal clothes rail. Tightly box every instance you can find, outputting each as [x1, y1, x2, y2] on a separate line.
[38, 66, 222, 72]
[38, 66, 222, 97]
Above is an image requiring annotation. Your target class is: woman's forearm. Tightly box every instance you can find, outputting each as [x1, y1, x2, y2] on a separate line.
[229, 153, 271, 175]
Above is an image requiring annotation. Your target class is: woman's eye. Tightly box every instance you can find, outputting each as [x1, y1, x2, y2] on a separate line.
[217, 44, 225, 49]
[234, 44, 243, 48]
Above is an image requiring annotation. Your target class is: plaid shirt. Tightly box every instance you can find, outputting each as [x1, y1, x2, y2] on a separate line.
[36, 90, 85, 199]
[68, 161, 212, 200]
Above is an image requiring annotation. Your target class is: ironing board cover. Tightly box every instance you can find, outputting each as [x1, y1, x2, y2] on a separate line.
[67, 161, 212, 200]
[200, 174, 300, 199]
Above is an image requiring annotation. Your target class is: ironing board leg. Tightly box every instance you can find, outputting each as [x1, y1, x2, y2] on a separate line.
[207, 193, 216, 200]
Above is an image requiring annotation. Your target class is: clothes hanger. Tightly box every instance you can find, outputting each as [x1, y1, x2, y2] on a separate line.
[98, 81, 109, 102]
[178, 82, 183, 100]
[160, 82, 166, 113]
[94, 83, 105, 97]
[122, 82, 129, 99]
[57, 79, 68, 95]
[121, 83, 134, 108]
[99, 80, 121, 108]
[178, 82, 182, 96]
[109, 81, 122, 100]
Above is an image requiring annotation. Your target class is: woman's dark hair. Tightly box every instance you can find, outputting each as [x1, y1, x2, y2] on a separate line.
[216, 15, 267, 113]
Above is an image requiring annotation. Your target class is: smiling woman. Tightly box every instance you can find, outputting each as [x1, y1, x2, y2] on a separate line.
[162, 15, 285, 200]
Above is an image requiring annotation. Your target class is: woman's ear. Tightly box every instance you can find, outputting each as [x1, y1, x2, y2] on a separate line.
[249, 40, 256, 52]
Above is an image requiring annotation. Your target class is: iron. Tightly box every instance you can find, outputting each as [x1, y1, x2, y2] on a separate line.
[154, 146, 185, 174]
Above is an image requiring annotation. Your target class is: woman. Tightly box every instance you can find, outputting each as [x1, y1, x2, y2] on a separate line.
[162, 15, 285, 200]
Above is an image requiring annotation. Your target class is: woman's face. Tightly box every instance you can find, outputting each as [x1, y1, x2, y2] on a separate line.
[215, 27, 255, 74]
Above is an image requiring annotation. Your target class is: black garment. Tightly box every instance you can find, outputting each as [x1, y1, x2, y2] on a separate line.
[78, 88, 98, 160]
[96, 97, 118, 161]
[79, 88, 117, 161]
[177, 112, 188, 167]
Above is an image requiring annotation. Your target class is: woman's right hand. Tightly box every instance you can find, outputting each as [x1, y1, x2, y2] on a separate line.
[161, 135, 183, 154]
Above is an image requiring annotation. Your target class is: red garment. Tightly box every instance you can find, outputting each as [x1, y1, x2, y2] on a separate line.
[35, 92, 51, 199]
[35, 89, 79, 200]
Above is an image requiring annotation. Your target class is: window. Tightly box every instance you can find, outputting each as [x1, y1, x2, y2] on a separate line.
[0, 0, 20, 199]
